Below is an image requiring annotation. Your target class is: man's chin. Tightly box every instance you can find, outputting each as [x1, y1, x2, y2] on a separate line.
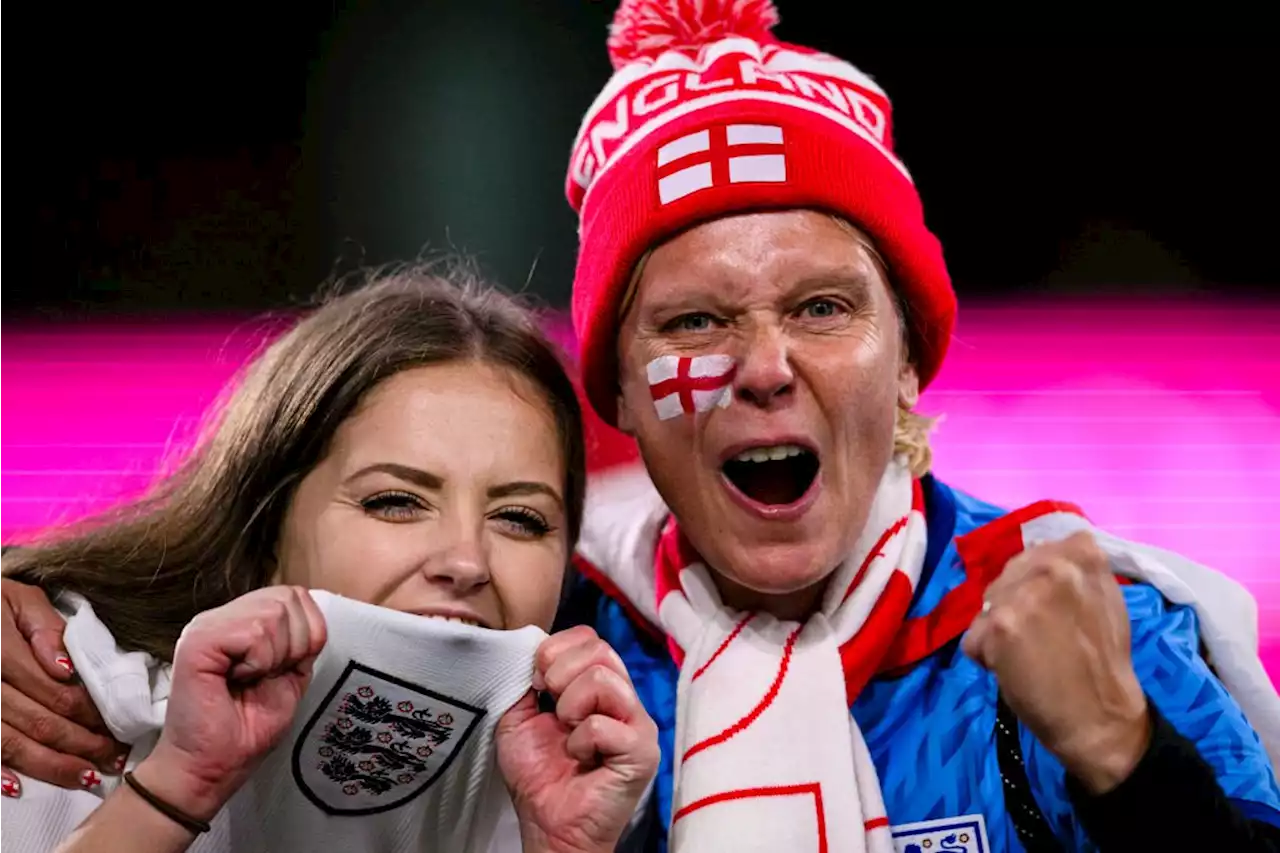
[706, 541, 839, 613]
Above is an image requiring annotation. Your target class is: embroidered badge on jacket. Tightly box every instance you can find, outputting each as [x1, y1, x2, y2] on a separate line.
[892, 814, 990, 853]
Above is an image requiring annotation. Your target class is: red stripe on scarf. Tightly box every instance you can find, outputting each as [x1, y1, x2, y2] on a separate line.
[877, 499, 1090, 673]
[658, 481, 927, 708]
[655, 515, 700, 667]
[693, 613, 756, 681]
[683, 625, 802, 762]
[839, 514, 909, 605]
[831, 479, 926, 701]
[671, 782, 829, 853]
[837, 570, 916, 704]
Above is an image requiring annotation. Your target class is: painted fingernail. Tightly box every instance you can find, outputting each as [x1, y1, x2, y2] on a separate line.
[80, 769, 103, 790]
[54, 655, 75, 676]
[1, 773, 20, 799]
[113, 754, 128, 773]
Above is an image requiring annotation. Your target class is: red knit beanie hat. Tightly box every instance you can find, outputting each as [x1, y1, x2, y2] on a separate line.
[565, 0, 956, 426]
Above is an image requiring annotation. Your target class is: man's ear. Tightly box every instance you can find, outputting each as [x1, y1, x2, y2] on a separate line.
[897, 361, 920, 410]
[615, 390, 637, 436]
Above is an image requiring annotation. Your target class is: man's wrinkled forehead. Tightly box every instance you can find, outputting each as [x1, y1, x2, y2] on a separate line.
[619, 213, 890, 321]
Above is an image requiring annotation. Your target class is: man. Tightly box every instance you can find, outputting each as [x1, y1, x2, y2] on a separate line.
[557, 2, 1278, 851]
[4, 1, 1279, 851]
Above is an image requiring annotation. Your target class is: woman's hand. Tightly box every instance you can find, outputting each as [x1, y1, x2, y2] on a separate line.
[132, 586, 327, 820]
[496, 626, 659, 853]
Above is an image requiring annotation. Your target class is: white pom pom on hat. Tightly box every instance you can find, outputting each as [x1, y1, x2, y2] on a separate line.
[607, 0, 781, 69]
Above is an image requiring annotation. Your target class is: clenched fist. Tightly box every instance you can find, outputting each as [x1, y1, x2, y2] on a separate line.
[132, 587, 328, 820]
[961, 531, 1151, 794]
[497, 626, 659, 853]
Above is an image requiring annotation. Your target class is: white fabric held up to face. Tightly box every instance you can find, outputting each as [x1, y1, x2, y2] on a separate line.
[224, 592, 545, 852]
[2, 591, 545, 853]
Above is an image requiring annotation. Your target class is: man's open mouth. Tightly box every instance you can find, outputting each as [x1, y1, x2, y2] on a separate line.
[721, 444, 820, 506]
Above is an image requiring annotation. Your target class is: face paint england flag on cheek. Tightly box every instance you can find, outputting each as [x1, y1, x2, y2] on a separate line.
[646, 355, 737, 421]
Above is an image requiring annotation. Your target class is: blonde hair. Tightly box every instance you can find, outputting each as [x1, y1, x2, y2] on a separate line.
[827, 216, 940, 478]
[620, 216, 938, 478]
[896, 407, 936, 479]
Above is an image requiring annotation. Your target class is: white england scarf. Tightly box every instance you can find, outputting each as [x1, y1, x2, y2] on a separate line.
[656, 459, 927, 853]
[3, 591, 543, 853]
[576, 460, 1280, 853]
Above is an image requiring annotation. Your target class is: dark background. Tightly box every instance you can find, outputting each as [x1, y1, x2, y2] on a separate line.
[11, 2, 1278, 317]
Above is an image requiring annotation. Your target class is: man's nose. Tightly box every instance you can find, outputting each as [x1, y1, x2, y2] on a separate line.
[734, 325, 795, 409]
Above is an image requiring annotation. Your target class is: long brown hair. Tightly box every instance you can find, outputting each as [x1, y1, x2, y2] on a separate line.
[3, 263, 587, 660]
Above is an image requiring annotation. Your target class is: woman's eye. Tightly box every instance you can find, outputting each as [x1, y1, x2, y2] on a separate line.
[664, 312, 717, 333]
[492, 507, 553, 539]
[361, 492, 427, 522]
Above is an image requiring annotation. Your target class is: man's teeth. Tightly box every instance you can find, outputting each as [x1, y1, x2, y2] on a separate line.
[733, 444, 808, 463]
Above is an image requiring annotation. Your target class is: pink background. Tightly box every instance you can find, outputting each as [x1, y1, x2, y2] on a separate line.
[3, 299, 1277, 680]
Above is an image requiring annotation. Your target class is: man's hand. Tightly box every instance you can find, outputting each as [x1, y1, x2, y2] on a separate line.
[961, 531, 1152, 794]
[1, 579, 128, 796]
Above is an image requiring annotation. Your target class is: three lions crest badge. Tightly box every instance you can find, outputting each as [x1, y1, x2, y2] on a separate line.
[292, 661, 485, 815]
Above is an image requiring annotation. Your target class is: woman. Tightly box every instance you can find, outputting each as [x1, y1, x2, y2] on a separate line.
[0, 264, 659, 853]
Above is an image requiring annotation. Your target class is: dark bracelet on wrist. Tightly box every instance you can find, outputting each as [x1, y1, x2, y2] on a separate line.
[122, 771, 212, 835]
